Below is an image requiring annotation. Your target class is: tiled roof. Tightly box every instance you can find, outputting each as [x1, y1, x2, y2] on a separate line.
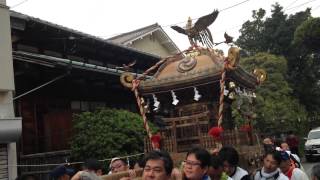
[108, 23, 160, 44]
[108, 23, 180, 55]
[9, 10, 161, 59]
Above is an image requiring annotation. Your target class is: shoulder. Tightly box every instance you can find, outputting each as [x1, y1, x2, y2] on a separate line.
[253, 172, 260, 180]
[292, 168, 308, 179]
[292, 168, 304, 174]
[235, 167, 248, 177]
[80, 172, 101, 180]
[278, 173, 289, 180]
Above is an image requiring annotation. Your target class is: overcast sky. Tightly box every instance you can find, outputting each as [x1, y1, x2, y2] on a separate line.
[7, 0, 320, 54]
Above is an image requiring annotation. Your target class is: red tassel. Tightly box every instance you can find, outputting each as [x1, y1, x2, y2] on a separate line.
[151, 134, 161, 142]
[151, 134, 161, 149]
[208, 127, 224, 140]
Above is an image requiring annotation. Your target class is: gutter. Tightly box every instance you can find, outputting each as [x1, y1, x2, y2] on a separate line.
[12, 51, 152, 78]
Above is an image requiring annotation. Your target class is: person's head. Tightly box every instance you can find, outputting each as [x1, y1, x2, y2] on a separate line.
[263, 138, 273, 145]
[263, 138, 275, 153]
[279, 151, 291, 173]
[134, 159, 143, 170]
[110, 157, 128, 174]
[262, 151, 282, 173]
[183, 147, 210, 180]
[311, 164, 320, 180]
[142, 150, 173, 180]
[280, 142, 290, 151]
[83, 158, 103, 175]
[49, 165, 74, 180]
[207, 155, 224, 179]
[218, 146, 239, 176]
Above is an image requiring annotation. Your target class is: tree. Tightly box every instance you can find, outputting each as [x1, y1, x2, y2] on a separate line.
[70, 108, 156, 161]
[289, 17, 320, 113]
[236, 8, 266, 55]
[262, 3, 288, 55]
[236, 3, 311, 57]
[236, 3, 316, 128]
[238, 53, 308, 135]
[293, 17, 320, 52]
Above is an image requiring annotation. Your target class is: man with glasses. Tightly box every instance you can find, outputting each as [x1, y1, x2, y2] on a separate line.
[141, 150, 173, 180]
[183, 147, 211, 180]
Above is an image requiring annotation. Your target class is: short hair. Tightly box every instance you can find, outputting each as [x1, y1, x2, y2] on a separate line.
[312, 164, 320, 179]
[218, 146, 239, 167]
[142, 150, 173, 175]
[83, 158, 102, 171]
[186, 147, 211, 168]
[264, 150, 282, 165]
[111, 158, 127, 166]
[210, 155, 223, 169]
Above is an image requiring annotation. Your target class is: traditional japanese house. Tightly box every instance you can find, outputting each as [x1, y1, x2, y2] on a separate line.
[109, 23, 180, 57]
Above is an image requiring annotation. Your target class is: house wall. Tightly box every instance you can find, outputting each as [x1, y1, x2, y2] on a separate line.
[14, 68, 138, 155]
[0, 1, 14, 91]
[0, 1, 19, 179]
[18, 97, 73, 154]
[130, 34, 171, 57]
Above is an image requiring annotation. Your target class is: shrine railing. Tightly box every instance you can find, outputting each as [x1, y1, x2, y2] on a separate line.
[145, 114, 258, 153]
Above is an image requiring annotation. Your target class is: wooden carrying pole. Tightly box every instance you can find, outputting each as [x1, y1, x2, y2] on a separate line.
[101, 168, 143, 180]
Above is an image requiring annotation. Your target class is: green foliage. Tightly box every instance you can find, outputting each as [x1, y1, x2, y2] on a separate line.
[236, 2, 318, 130]
[289, 17, 320, 112]
[70, 108, 157, 161]
[263, 3, 288, 55]
[236, 8, 266, 55]
[236, 3, 311, 56]
[293, 17, 320, 52]
[239, 53, 308, 134]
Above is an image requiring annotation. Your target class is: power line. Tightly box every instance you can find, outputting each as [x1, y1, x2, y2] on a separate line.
[26, 0, 252, 41]
[284, 0, 300, 10]
[220, 0, 251, 12]
[162, 0, 251, 28]
[285, 0, 317, 11]
[312, 4, 320, 11]
[10, 0, 30, 9]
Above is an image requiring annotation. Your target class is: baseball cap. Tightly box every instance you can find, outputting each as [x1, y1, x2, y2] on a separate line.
[50, 165, 74, 178]
[279, 151, 290, 161]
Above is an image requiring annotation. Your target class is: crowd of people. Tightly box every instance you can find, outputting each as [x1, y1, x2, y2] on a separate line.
[16, 137, 320, 180]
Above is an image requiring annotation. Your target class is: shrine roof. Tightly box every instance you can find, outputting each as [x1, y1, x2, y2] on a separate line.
[137, 48, 257, 94]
